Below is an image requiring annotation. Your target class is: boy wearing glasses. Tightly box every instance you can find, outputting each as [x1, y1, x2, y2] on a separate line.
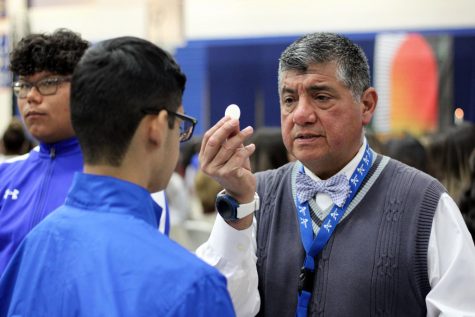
[0, 36, 233, 316]
[0, 29, 89, 276]
[0, 29, 172, 277]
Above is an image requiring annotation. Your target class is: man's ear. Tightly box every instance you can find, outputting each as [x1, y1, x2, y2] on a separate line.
[361, 87, 378, 126]
[148, 110, 169, 146]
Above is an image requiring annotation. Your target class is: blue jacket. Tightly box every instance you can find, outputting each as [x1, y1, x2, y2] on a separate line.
[0, 138, 171, 277]
[0, 137, 83, 275]
[0, 173, 235, 317]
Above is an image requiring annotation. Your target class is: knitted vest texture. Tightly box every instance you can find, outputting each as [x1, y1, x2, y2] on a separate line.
[255, 156, 445, 317]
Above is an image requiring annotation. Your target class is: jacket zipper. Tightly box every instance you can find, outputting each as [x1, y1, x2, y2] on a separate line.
[28, 146, 56, 229]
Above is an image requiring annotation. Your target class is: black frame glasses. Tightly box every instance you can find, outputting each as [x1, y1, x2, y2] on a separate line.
[12, 76, 72, 99]
[142, 109, 197, 143]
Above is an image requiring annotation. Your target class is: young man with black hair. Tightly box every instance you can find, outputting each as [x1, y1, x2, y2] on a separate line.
[0, 29, 89, 275]
[0, 29, 172, 277]
[0, 36, 235, 316]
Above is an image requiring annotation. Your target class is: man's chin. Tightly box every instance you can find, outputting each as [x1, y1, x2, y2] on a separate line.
[293, 151, 325, 164]
[32, 134, 61, 144]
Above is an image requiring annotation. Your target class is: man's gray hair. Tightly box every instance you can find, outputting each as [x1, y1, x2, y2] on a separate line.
[278, 32, 370, 102]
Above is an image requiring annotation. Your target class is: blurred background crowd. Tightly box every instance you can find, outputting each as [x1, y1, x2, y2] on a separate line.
[1, 0, 474, 249]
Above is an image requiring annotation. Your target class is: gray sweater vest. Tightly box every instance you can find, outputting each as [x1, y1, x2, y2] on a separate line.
[255, 155, 446, 317]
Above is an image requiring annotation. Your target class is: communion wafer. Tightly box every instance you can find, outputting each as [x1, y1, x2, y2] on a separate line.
[225, 104, 241, 120]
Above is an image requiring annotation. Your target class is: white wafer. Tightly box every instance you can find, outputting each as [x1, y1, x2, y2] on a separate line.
[225, 104, 241, 120]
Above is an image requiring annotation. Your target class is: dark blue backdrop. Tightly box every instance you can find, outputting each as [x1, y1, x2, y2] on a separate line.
[175, 28, 475, 136]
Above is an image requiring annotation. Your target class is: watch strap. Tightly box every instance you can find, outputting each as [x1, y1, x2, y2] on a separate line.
[217, 189, 260, 220]
[236, 192, 260, 219]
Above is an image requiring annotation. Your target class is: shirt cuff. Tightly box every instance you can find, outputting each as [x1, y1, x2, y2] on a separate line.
[207, 213, 254, 261]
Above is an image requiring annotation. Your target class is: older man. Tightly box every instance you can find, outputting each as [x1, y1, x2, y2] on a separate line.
[197, 32, 475, 316]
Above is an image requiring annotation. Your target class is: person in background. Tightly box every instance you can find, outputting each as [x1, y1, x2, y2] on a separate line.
[163, 171, 192, 229]
[0, 117, 32, 162]
[384, 133, 428, 173]
[248, 127, 289, 172]
[0, 29, 170, 277]
[195, 169, 223, 215]
[458, 148, 475, 242]
[425, 122, 475, 200]
[0, 36, 234, 316]
[197, 32, 475, 316]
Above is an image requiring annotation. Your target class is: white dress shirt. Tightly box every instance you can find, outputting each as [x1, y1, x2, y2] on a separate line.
[196, 142, 475, 317]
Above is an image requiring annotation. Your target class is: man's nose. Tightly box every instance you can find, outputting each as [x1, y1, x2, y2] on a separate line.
[292, 97, 317, 125]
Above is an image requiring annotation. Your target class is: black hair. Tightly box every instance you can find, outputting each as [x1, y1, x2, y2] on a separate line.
[9, 28, 90, 76]
[385, 134, 428, 173]
[248, 127, 289, 172]
[1, 117, 28, 155]
[426, 122, 475, 198]
[70, 36, 186, 166]
[458, 149, 475, 243]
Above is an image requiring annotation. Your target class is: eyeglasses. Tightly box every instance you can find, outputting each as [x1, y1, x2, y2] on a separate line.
[142, 109, 197, 143]
[12, 76, 72, 98]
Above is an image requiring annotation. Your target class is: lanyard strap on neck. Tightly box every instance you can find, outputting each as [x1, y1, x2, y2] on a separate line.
[294, 144, 373, 316]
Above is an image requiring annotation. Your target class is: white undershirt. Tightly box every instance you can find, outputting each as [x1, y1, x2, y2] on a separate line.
[196, 142, 475, 317]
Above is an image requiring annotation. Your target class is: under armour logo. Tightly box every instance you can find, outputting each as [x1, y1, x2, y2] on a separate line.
[3, 189, 20, 200]
[300, 217, 309, 229]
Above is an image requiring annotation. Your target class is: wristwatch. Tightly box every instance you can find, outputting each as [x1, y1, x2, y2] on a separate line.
[215, 190, 260, 221]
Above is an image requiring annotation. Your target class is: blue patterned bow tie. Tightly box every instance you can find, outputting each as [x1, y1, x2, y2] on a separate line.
[296, 172, 350, 208]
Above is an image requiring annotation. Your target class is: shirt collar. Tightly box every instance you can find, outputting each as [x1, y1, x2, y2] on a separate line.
[65, 172, 162, 228]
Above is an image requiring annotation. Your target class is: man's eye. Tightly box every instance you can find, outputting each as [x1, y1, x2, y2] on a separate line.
[281, 97, 297, 113]
[283, 97, 294, 105]
[314, 95, 329, 101]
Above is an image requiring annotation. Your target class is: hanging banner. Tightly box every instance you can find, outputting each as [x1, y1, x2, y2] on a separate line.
[373, 32, 453, 136]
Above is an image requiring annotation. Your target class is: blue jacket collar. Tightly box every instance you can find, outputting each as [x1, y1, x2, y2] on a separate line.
[39, 137, 81, 157]
[65, 172, 162, 228]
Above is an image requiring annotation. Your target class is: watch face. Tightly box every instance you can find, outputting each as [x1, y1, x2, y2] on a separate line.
[216, 198, 235, 220]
